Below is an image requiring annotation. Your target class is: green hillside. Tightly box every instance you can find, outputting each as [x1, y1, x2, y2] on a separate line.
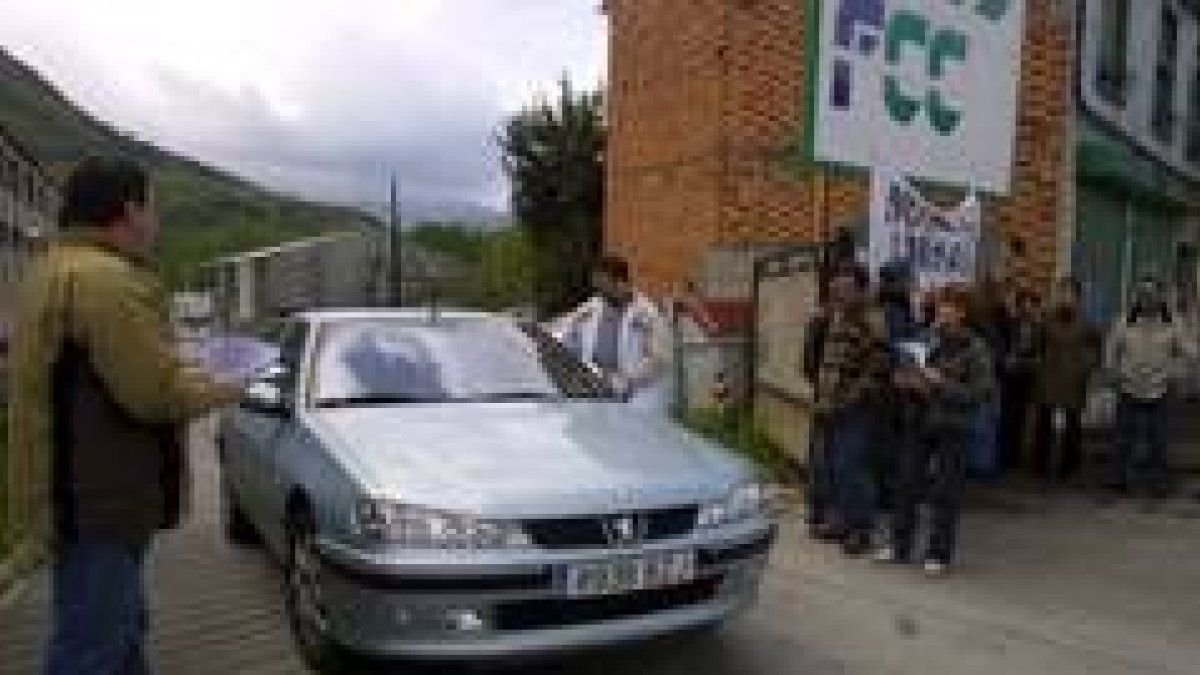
[0, 48, 379, 288]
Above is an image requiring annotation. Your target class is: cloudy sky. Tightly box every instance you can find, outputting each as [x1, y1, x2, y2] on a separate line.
[0, 0, 606, 210]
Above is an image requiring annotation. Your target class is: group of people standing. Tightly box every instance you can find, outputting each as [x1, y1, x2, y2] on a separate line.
[803, 262, 1197, 576]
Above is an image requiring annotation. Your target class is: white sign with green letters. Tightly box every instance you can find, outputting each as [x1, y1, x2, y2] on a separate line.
[805, 0, 1025, 194]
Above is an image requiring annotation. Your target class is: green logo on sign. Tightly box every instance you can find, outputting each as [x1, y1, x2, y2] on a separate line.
[833, 0, 1011, 135]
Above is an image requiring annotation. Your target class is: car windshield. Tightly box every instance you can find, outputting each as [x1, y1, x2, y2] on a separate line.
[311, 317, 616, 407]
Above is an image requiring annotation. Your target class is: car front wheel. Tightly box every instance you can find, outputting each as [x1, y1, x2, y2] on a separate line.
[285, 508, 345, 672]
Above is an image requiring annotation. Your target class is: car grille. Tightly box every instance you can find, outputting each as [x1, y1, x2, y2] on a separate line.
[493, 577, 722, 631]
[524, 506, 699, 550]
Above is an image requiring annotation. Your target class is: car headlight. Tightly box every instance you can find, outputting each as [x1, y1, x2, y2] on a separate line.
[353, 500, 533, 550]
[696, 482, 769, 529]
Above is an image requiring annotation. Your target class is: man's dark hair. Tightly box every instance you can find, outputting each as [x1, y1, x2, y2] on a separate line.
[595, 254, 631, 283]
[59, 158, 150, 228]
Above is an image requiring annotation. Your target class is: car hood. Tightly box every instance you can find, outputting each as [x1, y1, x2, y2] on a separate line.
[308, 401, 751, 518]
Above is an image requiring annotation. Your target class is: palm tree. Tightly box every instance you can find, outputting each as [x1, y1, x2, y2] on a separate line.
[498, 78, 604, 317]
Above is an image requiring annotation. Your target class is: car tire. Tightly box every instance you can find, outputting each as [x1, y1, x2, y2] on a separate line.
[220, 473, 261, 547]
[285, 508, 346, 673]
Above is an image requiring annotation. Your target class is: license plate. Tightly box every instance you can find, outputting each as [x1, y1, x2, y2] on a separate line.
[562, 552, 697, 597]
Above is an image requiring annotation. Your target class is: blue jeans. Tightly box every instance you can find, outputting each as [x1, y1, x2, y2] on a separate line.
[45, 537, 150, 675]
[826, 407, 876, 535]
[1116, 395, 1171, 495]
[805, 417, 834, 526]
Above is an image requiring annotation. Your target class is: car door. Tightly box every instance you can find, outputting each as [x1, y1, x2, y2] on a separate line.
[220, 323, 282, 529]
[237, 320, 311, 546]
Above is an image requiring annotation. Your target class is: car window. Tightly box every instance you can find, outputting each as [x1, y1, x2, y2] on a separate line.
[310, 317, 614, 407]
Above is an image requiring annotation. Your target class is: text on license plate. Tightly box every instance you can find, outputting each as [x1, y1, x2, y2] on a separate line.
[562, 552, 697, 597]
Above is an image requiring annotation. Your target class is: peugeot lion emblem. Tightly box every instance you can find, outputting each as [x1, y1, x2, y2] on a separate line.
[604, 514, 642, 548]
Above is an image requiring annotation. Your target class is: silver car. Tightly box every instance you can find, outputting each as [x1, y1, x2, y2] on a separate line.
[217, 310, 776, 668]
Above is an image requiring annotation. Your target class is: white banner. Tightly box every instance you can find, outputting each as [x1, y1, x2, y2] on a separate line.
[808, 0, 1024, 193]
[869, 172, 981, 290]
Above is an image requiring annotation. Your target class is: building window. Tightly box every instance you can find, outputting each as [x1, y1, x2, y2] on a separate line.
[1152, 7, 1180, 143]
[1096, 0, 1131, 106]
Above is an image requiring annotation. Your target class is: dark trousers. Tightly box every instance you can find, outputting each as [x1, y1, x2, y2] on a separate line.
[1033, 404, 1083, 481]
[805, 417, 834, 527]
[45, 537, 150, 675]
[998, 374, 1033, 472]
[889, 431, 968, 563]
[1115, 395, 1171, 495]
[826, 407, 876, 536]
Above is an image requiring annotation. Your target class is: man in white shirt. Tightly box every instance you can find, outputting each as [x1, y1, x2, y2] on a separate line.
[552, 255, 669, 412]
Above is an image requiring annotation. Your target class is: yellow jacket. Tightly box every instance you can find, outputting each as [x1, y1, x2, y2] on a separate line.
[3, 230, 236, 562]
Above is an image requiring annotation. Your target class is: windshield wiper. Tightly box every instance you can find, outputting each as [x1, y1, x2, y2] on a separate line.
[315, 395, 448, 408]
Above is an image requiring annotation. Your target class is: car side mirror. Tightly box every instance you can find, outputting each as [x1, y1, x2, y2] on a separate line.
[260, 363, 290, 381]
[242, 380, 290, 417]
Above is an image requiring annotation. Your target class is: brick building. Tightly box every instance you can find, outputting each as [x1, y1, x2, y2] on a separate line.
[604, 0, 1073, 296]
[604, 0, 1200, 324]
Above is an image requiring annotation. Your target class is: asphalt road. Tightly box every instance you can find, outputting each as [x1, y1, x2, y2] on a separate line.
[2, 421, 1199, 674]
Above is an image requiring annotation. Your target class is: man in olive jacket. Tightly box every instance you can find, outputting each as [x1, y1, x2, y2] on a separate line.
[4, 159, 239, 674]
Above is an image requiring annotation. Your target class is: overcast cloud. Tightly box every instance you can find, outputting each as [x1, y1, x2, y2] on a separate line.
[0, 0, 606, 209]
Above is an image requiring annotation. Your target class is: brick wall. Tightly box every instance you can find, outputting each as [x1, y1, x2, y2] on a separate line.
[605, 0, 1073, 295]
[605, 0, 724, 294]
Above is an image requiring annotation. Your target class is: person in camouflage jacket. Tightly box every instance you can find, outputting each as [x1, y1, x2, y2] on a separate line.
[813, 265, 890, 555]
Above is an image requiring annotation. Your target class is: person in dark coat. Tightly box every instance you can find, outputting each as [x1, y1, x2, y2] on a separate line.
[1032, 278, 1102, 483]
[998, 289, 1041, 473]
[879, 285, 995, 575]
[957, 280, 1005, 480]
[874, 261, 917, 515]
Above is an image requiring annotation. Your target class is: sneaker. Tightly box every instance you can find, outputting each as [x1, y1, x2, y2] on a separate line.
[873, 546, 900, 564]
[923, 559, 949, 577]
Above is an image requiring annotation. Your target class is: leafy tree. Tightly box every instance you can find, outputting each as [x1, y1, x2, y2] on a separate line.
[497, 78, 604, 318]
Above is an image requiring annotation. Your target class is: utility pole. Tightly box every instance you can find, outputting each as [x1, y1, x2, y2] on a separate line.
[388, 173, 403, 306]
